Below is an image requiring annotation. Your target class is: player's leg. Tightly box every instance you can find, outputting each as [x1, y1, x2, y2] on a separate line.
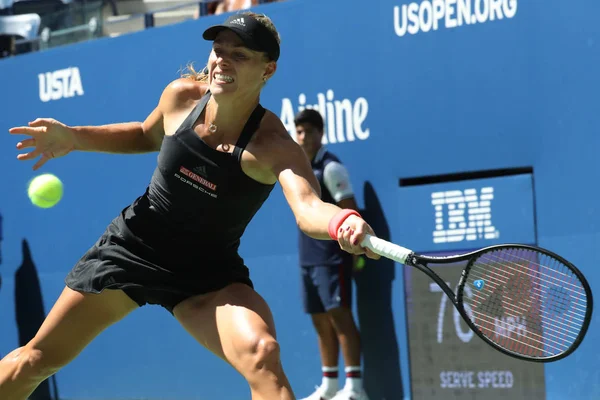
[0, 286, 138, 399]
[318, 264, 367, 400]
[300, 266, 340, 400]
[174, 282, 294, 400]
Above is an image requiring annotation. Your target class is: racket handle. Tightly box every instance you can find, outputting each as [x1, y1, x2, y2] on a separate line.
[360, 234, 412, 264]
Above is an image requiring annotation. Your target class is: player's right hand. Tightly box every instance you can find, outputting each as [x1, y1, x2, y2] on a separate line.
[9, 118, 77, 170]
[335, 214, 381, 260]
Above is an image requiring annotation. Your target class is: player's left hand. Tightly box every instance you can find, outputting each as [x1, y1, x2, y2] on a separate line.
[335, 215, 380, 260]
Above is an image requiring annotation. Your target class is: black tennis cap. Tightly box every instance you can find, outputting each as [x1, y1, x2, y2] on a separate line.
[203, 14, 280, 62]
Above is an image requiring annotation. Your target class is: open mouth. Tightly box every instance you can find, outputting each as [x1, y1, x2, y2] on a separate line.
[213, 73, 234, 84]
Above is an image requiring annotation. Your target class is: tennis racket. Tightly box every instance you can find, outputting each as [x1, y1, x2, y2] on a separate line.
[360, 234, 593, 363]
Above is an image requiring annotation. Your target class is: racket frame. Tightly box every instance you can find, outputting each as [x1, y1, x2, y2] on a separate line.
[403, 243, 594, 363]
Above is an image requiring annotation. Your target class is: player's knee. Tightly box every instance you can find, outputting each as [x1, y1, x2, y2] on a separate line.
[3, 346, 62, 381]
[247, 336, 281, 372]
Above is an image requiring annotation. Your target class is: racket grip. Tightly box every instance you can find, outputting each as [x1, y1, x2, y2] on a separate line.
[360, 234, 412, 264]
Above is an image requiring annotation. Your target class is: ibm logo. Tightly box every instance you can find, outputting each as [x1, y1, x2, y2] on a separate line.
[432, 187, 500, 244]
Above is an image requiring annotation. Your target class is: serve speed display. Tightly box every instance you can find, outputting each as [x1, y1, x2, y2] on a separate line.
[403, 252, 547, 400]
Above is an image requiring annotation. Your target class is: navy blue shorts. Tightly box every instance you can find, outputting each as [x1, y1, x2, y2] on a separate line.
[301, 262, 353, 314]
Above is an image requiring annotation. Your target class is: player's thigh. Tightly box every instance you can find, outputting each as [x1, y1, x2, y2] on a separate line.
[28, 286, 138, 365]
[173, 283, 278, 366]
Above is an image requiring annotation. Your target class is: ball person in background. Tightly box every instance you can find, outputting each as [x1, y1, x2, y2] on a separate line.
[294, 109, 369, 400]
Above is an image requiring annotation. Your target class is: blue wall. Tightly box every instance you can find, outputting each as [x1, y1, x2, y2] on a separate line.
[0, 0, 599, 398]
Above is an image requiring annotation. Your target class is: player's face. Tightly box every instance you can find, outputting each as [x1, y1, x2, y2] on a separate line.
[295, 122, 323, 156]
[208, 30, 275, 97]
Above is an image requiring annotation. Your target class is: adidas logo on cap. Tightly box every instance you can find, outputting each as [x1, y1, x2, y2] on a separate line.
[230, 18, 245, 26]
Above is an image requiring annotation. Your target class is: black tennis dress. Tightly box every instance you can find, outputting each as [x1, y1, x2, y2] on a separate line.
[66, 92, 275, 313]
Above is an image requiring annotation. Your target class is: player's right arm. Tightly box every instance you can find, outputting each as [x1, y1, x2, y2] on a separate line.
[8, 78, 203, 170]
[322, 160, 364, 268]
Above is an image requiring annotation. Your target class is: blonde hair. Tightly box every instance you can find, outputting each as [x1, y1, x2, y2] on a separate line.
[181, 11, 281, 82]
[180, 63, 209, 82]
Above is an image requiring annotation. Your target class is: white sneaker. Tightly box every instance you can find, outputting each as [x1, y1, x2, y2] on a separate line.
[299, 385, 338, 400]
[330, 387, 370, 400]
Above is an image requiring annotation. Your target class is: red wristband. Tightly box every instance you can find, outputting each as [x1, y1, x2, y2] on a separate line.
[328, 209, 362, 240]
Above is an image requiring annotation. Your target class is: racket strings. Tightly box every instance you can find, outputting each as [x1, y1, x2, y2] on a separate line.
[476, 255, 582, 356]
[470, 262, 587, 319]
[469, 309, 566, 353]
[470, 290, 579, 347]
[481, 251, 586, 296]
[469, 258, 582, 355]
[469, 294, 561, 354]
[477, 251, 588, 319]
[469, 286, 578, 338]
[464, 247, 587, 358]
[486, 250, 586, 294]
[468, 268, 584, 333]
[473, 250, 587, 317]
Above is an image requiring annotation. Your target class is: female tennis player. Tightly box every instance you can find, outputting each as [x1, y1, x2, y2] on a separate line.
[1, 11, 378, 400]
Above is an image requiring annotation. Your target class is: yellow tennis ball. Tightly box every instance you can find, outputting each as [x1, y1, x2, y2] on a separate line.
[28, 173, 63, 208]
[355, 256, 366, 270]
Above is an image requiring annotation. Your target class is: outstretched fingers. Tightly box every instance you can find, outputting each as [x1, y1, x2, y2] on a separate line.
[16, 148, 42, 161]
[9, 126, 46, 136]
[16, 138, 36, 150]
[29, 118, 55, 127]
[32, 154, 51, 171]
